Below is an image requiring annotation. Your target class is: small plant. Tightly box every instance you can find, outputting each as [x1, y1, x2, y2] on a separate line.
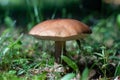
[94, 46, 116, 79]
[61, 55, 79, 72]
[0, 30, 23, 69]
[114, 62, 120, 77]
[61, 55, 90, 80]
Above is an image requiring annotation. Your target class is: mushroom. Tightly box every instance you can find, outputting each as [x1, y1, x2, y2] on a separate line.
[29, 19, 92, 63]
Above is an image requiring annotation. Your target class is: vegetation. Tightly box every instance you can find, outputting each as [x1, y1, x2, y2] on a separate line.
[0, 0, 120, 80]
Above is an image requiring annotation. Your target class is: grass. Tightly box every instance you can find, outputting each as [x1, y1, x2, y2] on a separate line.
[0, 13, 120, 80]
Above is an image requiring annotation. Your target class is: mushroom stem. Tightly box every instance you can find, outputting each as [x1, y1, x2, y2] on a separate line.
[55, 41, 66, 63]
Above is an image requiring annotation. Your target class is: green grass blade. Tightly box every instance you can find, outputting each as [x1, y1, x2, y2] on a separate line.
[61, 55, 79, 72]
[80, 67, 89, 80]
[61, 73, 75, 80]
[114, 62, 120, 77]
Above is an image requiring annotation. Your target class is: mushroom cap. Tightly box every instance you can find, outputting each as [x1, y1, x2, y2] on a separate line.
[29, 19, 92, 41]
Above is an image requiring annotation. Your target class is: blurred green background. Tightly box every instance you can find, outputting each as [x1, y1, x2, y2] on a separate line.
[0, 0, 119, 28]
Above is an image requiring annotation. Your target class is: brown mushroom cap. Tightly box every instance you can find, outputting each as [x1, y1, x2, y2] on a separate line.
[29, 19, 92, 41]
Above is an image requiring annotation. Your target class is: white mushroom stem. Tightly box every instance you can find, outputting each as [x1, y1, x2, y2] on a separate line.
[55, 41, 66, 63]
